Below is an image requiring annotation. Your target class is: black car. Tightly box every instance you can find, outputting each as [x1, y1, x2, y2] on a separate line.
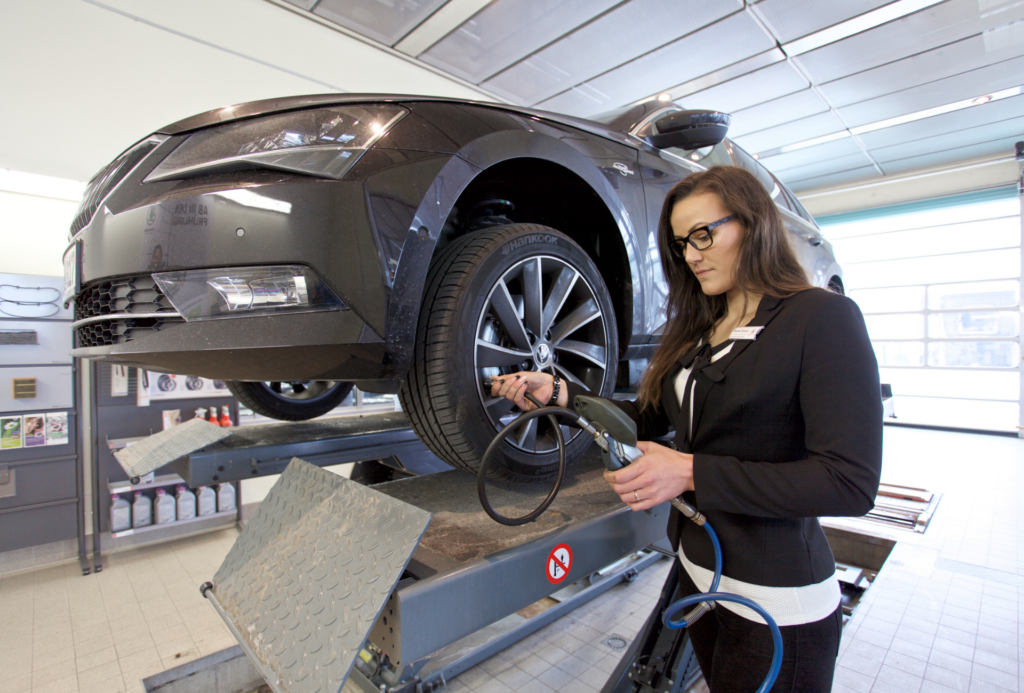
[65, 95, 842, 479]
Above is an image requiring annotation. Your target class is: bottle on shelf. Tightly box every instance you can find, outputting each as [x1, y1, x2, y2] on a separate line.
[194, 408, 207, 421]
[208, 407, 220, 426]
[196, 485, 217, 516]
[155, 488, 177, 524]
[110, 494, 131, 533]
[219, 405, 233, 428]
[132, 491, 152, 528]
[217, 483, 236, 513]
[176, 485, 196, 521]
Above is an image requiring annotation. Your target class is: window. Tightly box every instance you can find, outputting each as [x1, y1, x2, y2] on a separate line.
[819, 187, 1022, 432]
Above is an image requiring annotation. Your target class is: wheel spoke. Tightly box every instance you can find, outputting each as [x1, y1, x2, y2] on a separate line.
[522, 258, 543, 336]
[490, 279, 532, 351]
[542, 266, 578, 334]
[554, 339, 606, 367]
[549, 298, 601, 344]
[555, 363, 591, 390]
[514, 416, 538, 450]
[476, 340, 531, 368]
[484, 394, 516, 419]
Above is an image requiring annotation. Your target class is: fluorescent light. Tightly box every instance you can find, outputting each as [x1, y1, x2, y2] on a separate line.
[658, 93, 672, 101]
[0, 169, 86, 202]
[849, 86, 1022, 135]
[782, 0, 945, 56]
[777, 131, 851, 154]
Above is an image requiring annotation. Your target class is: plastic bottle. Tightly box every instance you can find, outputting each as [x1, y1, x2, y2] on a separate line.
[219, 405, 233, 428]
[132, 491, 152, 528]
[196, 486, 217, 516]
[110, 494, 131, 533]
[176, 485, 196, 521]
[194, 407, 207, 421]
[155, 487, 177, 524]
[217, 483, 236, 513]
[208, 408, 220, 426]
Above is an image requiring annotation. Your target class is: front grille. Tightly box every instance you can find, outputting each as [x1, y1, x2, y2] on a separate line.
[74, 275, 181, 347]
[70, 137, 163, 236]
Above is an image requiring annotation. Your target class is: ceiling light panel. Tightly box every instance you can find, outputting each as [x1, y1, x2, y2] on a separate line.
[281, 0, 317, 9]
[749, 0, 895, 44]
[732, 110, 846, 155]
[855, 93, 1024, 149]
[788, 165, 881, 194]
[817, 29, 1024, 108]
[727, 89, 831, 138]
[757, 137, 865, 173]
[481, 0, 741, 106]
[836, 54, 1024, 128]
[664, 49, 785, 102]
[880, 137, 1021, 176]
[536, 11, 774, 116]
[774, 152, 878, 185]
[312, 0, 448, 46]
[419, 0, 620, 83]
[869, 116, 1024, 163]
[677, 60, 809, 115]
[793, 0, 1024, 85]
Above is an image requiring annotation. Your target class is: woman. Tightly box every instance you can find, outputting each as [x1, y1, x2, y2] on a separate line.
[491, 166, 882, 692]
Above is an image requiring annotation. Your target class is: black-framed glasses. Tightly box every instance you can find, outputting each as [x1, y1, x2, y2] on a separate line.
[668, 214, 737, 260]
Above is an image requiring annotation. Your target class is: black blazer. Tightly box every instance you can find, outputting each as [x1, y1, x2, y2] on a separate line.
[573, 288, 882, 588]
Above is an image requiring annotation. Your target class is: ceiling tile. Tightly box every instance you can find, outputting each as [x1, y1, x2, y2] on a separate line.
[732, 110, 846, 154]
[835, 53, 1024, 128]
[775, 151, 877, 184]
[481, 0, 741, 106]
[793, 0, 1024, 85]
[788, 165, 881, 194]
[419, 0, 620, 83]
[536, 11, 775, 117]
[313, 0, 447, 46]
[679, 60, 809, 114]
[728, 89, 831, 138]
[817, 29, 1024, 108]
[749, 0, 893, 43]
[281, 0, 317, 9]
[869, 115, 1024, 163]
[856, 93, 1024, 149]
[757, 137, 865, 172]
[879, 136, 1021, 175]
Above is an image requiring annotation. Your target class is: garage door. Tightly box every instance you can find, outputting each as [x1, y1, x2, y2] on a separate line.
[817, 187, 1022, 432]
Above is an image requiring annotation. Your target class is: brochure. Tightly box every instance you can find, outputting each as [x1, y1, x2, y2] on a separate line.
[45, 412, 69, 446]
[23, 414, 46, 447]
[1, 416, 22, 449]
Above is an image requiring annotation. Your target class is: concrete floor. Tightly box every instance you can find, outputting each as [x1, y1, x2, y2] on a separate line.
[1, 425, 1021, 693]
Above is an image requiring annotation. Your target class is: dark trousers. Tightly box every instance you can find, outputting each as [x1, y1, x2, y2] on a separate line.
[678, 568, 843, 693]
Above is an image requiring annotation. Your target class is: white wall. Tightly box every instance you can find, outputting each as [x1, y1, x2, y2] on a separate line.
[0, 0, 496, 181]
[0, 191, 78, 277]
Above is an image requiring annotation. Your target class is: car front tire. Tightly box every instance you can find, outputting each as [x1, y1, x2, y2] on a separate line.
[399, 224, 618, 479]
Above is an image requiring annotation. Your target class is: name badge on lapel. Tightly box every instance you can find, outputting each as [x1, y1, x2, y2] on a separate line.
[730, 326, 764, 340]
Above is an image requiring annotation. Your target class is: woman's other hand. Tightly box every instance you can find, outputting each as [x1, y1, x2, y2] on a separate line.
[488, 371, 557, 411]
[604, 441, 694, 511]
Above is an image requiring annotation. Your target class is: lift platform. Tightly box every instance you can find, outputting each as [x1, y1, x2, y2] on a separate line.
[154, 412, 671, 693]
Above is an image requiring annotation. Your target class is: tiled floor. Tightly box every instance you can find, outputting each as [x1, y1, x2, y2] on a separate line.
[2, 425, 1023, 693]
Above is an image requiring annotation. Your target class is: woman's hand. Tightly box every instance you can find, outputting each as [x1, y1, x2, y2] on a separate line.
[604, 441, 694, 511]
[489, 371, 563, 410]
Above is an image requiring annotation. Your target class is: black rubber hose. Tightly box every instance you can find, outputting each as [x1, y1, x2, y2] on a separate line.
[476, 396, 582, 526]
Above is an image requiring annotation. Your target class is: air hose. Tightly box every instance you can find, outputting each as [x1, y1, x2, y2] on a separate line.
[476, 389, 783, 692]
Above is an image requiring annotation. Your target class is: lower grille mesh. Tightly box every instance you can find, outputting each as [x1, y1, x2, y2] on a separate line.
[74, 275, 181, 347]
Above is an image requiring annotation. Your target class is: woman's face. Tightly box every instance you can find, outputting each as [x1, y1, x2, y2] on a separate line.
[670, 192, 744, 296]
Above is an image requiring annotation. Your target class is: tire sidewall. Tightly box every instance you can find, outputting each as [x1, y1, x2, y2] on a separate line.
[451, 225, 617, 477]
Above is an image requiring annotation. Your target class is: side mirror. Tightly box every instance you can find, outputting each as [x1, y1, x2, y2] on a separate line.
[646, 110, 731, 150]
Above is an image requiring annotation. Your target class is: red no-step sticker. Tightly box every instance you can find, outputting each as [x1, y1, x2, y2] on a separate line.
[547, 543, 573, 584]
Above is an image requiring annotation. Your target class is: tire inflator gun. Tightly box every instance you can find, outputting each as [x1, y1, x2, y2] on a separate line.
[477, 382, 783, 693]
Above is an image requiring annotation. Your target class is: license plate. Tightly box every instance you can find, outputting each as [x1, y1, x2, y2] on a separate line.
[63, 243, 79, 305]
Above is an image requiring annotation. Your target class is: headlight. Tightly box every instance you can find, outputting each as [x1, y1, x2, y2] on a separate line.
[153, 265, 347, 321]
[144, 105, 407, 182]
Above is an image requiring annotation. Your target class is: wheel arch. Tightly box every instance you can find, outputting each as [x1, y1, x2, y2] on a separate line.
[384, 130, 644, 381]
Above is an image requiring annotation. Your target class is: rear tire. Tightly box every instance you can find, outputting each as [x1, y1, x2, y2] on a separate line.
[399, 224, 618, 479]
[226, 380, 353, 421]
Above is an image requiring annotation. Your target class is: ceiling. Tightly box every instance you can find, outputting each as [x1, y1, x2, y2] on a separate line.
[277, 0, 1024, 194]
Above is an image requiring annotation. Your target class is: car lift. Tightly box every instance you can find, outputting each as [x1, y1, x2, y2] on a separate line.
[154, 411, 679, 693]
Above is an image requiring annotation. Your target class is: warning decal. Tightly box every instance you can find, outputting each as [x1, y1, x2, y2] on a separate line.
[547, 543, 573, 584]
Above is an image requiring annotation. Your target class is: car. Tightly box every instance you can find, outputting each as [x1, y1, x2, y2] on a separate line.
[65, 95, 842, 479]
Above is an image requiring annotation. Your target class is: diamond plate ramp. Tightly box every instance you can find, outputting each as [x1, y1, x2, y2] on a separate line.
[204, 458, 431, 693]
[114, 418, 231, 480]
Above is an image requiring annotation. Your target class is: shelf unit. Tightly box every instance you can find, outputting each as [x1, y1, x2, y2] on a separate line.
[110, 509, 237, 539]
[108, 474, 186, 495]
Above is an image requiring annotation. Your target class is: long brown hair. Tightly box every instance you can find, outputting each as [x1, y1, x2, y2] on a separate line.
[637, 166, 814, 410]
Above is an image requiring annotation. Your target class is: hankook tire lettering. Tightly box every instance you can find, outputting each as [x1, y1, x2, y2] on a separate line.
[500, 234, 560, 255]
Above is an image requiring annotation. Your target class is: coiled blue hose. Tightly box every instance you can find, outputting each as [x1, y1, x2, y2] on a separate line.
[663, 519, 783, 693]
